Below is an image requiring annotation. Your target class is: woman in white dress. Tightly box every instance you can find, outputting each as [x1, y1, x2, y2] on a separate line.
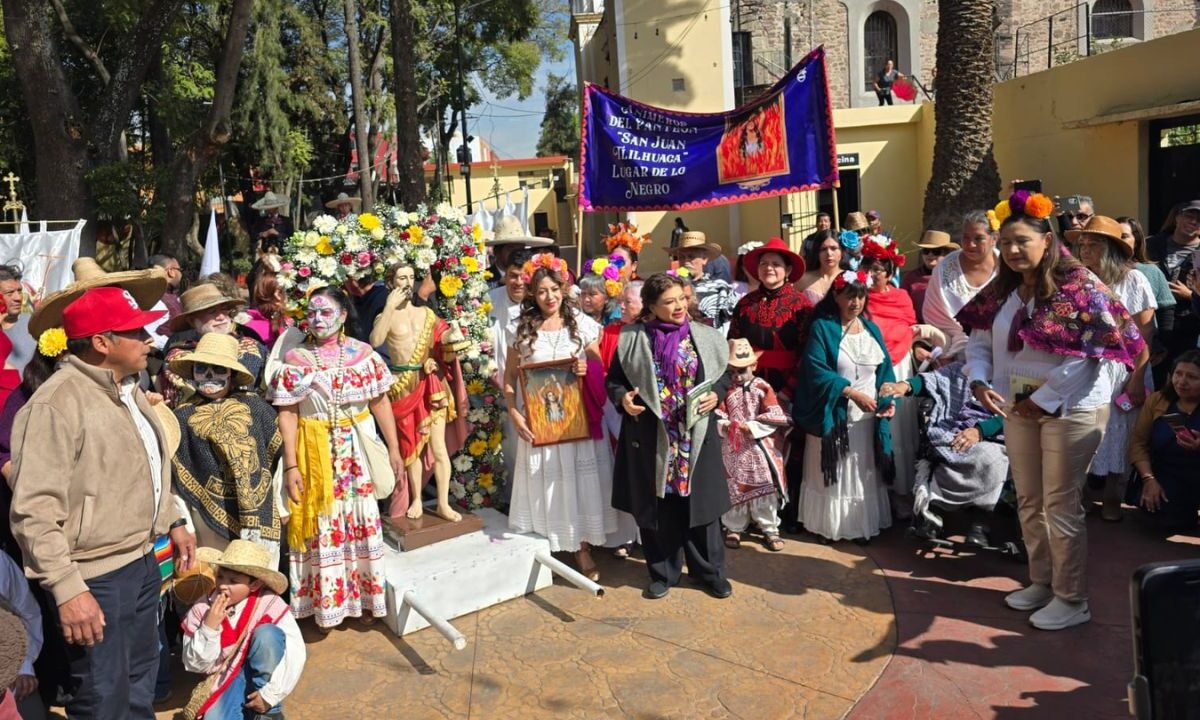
[923, 211, 999, 361]
[1070, 216, 1157, 521]
[794, 270, 897, 543]
[503, 254, 616, 580]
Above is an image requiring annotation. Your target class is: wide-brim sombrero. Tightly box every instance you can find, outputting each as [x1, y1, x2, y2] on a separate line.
[29, 258, 168, 339]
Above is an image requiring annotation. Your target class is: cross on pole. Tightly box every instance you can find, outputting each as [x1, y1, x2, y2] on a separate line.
[2, 172, 24, 216]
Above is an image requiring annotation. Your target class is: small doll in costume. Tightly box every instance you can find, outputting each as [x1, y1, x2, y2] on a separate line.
[181, 541, 307, 720]
[718, 338, 792, 552]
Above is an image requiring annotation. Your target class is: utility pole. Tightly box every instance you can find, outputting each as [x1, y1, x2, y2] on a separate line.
[454, 0, 473, 208]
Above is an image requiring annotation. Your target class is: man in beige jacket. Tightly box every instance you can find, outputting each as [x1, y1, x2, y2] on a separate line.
[10, 285, 196, 719]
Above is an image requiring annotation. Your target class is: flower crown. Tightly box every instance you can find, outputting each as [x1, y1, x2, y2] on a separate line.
[838, 229, 863, 251]
[520, 252, 568, 285]
[582, 253, 626, 298]
[833, 269, 869, 291]
[861, 234, 906, 268]
[604, 222, 651, 255]
[989, 190, 1055, 231]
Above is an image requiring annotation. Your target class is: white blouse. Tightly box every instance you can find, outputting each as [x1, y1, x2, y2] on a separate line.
[965, 292, 1115, 414]
[922, 250, 998, 359]
[182, 604, 306, 708]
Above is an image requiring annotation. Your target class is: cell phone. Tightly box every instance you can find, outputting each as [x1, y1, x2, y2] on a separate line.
[1191, 248, 1200, 274]
[1013, 179, 1042, 194]
[1161, 412, 1189, 431]
[1129, 560, 1200, 720]
[1114, 392, 1135, 413]
[1060, 195, 1082, 214]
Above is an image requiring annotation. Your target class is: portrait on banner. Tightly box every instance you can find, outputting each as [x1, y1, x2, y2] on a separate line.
[716, 94, 790, 187]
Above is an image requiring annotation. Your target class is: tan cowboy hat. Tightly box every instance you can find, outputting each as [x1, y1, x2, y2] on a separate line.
[916, 230, 960, 251]
[168, 332, 254, 388]
[727, 338, 762, 369]
[150, 402, 181, 457]
[1065, 215, 1132, 258]
[664, 231, 722, 259]
[196, 540, 288, 595]
[844, 212, 870, 232]
[324, 192, 362, 210]
[0, 607, 26, 691]
[169, 283, 245, 332]
[29, 257, 168, 339]
[484, 214, 553, 248]
[250, 191, 289, 211]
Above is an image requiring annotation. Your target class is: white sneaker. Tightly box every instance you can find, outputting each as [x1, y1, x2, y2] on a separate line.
[1004, 583, 1054, 611]
[1029, 598, 1090, 630]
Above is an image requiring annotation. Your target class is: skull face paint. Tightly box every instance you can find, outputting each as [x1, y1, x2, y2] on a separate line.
[305, 294, 345, 341]
[193, 362, 233, 400]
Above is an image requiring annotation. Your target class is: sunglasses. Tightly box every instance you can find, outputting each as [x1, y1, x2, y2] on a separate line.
[920, 248, 950, 256]
[1070, 212, 1093, 222]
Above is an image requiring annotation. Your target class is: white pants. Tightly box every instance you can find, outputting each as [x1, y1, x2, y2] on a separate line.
[723, 495, 782, 535]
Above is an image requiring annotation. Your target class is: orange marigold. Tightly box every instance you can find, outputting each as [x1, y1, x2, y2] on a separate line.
[1024, 193, 1055, 220]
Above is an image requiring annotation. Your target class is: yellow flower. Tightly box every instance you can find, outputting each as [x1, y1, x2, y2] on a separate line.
[483, 270, 494, 281]
[468, 439, 487, 457]
[440, 275, 463, 297]
[488, 431, 502, 448]
[315, 237, 334, 255]
[993, 200, 1012, 225]
[478, 472, 494, 490]
[467, 379, 485, 395]
[592, 258, 609, 273]
[358, 213, 381, 231]
[463, 256, 480, 274]
[37, 328, 68, 358]
[472, 224, 482, 241]
[480, 301, 493, 314]
[407, 225, 425, 245]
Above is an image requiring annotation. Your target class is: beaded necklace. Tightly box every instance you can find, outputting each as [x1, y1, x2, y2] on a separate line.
[308, 336, 347, 456]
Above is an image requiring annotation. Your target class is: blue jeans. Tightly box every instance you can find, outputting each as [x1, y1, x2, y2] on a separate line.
[204, 624, 286, 720]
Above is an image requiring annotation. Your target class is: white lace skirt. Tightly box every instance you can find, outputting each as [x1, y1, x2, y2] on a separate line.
[799, 420, 893, 541]
[509, 437, 618, 552]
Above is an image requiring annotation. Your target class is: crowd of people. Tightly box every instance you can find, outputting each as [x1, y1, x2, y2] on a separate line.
[1, 188, 1199, 718]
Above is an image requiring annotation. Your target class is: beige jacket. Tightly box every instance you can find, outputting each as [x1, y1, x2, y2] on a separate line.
[9, 356, 178, 605]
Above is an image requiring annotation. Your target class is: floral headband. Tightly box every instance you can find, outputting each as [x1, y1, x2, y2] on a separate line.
[520, 252, 568, 285]
[604, 222, 651, 255]
[861, 234, 906, 267]
[737, 241, 763, 257]
[833, 269, 869, 291]
[582, 253, 626, 297]
[838, 229, 862, 252]
[988, 190, 1054, 231]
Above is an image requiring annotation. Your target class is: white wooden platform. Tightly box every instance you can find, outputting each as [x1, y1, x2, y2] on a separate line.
[380, 507, 557, 638]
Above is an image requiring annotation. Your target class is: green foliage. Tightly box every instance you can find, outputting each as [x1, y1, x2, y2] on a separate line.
[536, 73, 579, 159]
[84, 162, 159, 220]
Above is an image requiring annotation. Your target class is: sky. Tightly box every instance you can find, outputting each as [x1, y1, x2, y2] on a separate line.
[468, 44, 576, 159]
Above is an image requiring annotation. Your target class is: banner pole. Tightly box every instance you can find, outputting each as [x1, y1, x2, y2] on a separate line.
[575, 206, 584, 273]
[832, 179, 842, 232]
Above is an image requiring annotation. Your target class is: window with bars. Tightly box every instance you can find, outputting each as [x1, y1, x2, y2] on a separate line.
[864, 11, 899, 92]
[1093, 0, 1134, 39]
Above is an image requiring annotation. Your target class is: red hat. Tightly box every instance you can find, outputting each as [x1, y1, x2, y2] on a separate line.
[62, 286, 166, 340]
[742, 237, 805, 284]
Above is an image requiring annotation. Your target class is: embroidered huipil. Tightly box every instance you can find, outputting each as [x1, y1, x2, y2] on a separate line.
[654, 337, 700, 496]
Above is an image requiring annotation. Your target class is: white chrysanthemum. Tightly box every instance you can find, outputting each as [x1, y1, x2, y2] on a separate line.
[416, 248, 437, 268]
[407, 212, 421, 224]
[296, 249, 318, 265]
[317, 257, 339, 277]
[451, 483, 467, 499]
[343, 234, 364, 252]
[312, 215, 336, 234]
[370, 227, 385, 241]
[471, 492, 484, 505]
[303, 231, 321, 247]
[434, 202, 456, 219]
[452, 455, 473, 472]
[466, 347, 481, 360]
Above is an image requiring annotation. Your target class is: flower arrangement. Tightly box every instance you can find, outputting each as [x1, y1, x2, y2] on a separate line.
[604, 222, 651, 255]
[581, 253, 627, 297]
[375, 202, 504, 511]
[838, 229, 863, 252]
[519, 252, 569, 285]
[991, 190, 1054, 229]
[861, 234, 906, 267]
[833, 269, 869, 290]
[277, 212, 389, 315]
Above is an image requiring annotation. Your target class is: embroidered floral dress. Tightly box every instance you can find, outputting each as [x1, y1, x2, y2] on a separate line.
[267, 350, 394, 628]
[656, 337, 700, 496]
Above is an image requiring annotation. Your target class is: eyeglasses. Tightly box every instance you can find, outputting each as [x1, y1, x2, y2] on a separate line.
[1071, 213, 1093, 222]
[920, 248, 949, 256]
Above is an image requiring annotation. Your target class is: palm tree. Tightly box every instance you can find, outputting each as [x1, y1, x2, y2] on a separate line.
[922, 0, 1002, 232]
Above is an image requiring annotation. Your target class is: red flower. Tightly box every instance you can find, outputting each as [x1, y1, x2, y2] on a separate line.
[340, 252, 353, 265]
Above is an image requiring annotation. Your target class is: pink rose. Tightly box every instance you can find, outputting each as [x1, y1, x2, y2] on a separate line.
[298, 266, 312, 278]
[357, 251, 372, 266]
[281, 262, 294, 271]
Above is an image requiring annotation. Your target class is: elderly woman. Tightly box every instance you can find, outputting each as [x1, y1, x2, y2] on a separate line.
[960, 191, 1145, 631]
[924, 210, 999, 362]
[160, 283, 267, 407]
[607, 273, 731, 600]
[1069, 215, 1156, 521]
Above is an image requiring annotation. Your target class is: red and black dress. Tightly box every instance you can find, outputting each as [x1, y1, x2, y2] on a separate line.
[727, 283, 814, 402]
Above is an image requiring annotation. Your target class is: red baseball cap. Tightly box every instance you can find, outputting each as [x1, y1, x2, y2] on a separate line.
[62, 286, 166, 340]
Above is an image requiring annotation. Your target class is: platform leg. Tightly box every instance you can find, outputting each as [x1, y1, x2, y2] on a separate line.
[534, 550, 605, 597]
[401, 590, 468, 650]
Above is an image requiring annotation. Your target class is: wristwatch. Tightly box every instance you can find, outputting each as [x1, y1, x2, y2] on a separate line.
[169, 518, 188, 530]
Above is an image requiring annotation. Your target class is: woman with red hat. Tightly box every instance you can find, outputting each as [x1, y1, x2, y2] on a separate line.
[727, 237, 813, 531]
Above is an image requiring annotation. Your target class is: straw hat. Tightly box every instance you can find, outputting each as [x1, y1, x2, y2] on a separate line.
[150, 402, 181, 457]
[168, 333, 254, 388]
[916, 230, 960, 251]
[169, 284, 245, 332]
[324, 192, 362, 210]
[1065, 215, 1132, 258]
[195, 540, 288, 595]
[742, 237, 806, 283]
[663, 231, 722, 259]
[250, 191, 289, 211]
[485, 214, 553, 248]
[0, 607, 26, 691]
[29, 257, 168, 339]
[843, 212, 869, 232]
[727, 338, 762, 369]
[173, 562, 216, 606]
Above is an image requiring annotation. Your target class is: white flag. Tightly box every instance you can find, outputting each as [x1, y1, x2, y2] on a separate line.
[18, 208, 29, 235]
[199, 209, 220, 277]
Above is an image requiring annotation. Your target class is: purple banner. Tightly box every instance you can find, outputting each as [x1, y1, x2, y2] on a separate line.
[579, 46, 838, 213]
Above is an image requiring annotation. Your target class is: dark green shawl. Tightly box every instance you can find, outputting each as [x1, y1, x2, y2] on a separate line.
[793, 315, 896, 485]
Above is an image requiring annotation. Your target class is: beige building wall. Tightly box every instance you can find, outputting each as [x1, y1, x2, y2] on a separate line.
[433, 157, 576, 244]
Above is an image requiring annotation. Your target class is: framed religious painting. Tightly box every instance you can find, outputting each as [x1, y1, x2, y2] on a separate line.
[518, 357, 591, 447]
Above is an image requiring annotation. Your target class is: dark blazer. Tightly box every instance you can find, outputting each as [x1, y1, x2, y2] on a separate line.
[606, 321, 731, 530]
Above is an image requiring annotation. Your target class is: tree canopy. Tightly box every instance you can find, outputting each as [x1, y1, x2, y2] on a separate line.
[536, 72, 579, 160]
